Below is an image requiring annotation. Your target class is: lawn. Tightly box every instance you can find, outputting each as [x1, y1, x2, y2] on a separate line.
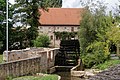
[92, 59, 120, 70]
[13, 75, 58, 80]
[0, 54, 3, 63]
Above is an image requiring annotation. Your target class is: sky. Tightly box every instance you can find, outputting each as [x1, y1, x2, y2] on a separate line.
[9, 0, 15, 4]
[9, 0, 119, 9]
[9, 0, 119, 13]
[62, 0, 119, 12]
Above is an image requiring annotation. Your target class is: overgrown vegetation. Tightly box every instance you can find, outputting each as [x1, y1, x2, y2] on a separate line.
[79, 1, 120, 68]
[54, 31, 77, 40]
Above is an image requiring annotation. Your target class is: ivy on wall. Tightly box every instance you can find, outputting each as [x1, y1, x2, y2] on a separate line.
[54, 31, 77, 40]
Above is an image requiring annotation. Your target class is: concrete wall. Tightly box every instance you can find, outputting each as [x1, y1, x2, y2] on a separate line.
[1, 48, 59, 78]
[3, 48, 44, 62]
[47, 48, 59, 68]
[3, 48, 58, 62]
[0, 57, 42, 78]
[3, 48, 59, 72]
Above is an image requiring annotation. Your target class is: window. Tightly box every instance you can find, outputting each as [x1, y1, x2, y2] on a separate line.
[64, 27, 66, 29]
[39, 27, 42, 29]
[50, 35, 53, 40]
[56, 36, 60, 40]
[71, 27, 74, 32]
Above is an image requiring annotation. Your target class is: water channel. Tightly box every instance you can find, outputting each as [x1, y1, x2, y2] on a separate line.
[55, 71, 85, 80]
[53, 67, 85, 80]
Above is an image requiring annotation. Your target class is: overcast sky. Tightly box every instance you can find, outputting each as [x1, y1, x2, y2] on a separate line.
[9, 0, 119, 13]
[62, 0, 119, 12]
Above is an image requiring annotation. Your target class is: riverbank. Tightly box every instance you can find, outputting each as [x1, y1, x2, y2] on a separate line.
[12, 73, 59, 80]
[70, 59, 120, 79]
[92, 59, 120, 70]
[89, 64, 120, 80]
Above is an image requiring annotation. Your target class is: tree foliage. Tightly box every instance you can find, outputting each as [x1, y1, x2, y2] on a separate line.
[79, 1, 116, 68]
[0, 0, 14, 52]
[0, 0, 6, 50]
[13, 0, 46, 47]
[54, 31, 77, 40]
[33, 34, 50, 47]
[42, 0, 62, 8]
[13, 0, 62, 47]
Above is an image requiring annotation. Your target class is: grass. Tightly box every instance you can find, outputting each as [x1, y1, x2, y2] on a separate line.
[92, 59, 120, 70]
[39, 75, 58, 80]
[0, 54, 3, 63]
[13, 75, 58, 80]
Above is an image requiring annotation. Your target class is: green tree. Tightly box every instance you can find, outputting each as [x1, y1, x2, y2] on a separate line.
[13, 0, 62, 48]
[79, 1, 114, 68]
[13, 0, 45, 47]
[0, 0, 14, 52]
[42, 0, 62, 8]
[0, 0, 6, 51]
[9, 27, 29, 50]
[33, 34, 50, 47]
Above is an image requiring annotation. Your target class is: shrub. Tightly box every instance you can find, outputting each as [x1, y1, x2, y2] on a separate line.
[81, 41, 110, 68]
[33, 34, 50, 47]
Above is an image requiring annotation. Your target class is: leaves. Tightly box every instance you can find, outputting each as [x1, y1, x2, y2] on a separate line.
[54, 31, 77, 40]
[42, 0, 62, 8]
[33, 34, 50, 47]
[79, 1, 116, 68]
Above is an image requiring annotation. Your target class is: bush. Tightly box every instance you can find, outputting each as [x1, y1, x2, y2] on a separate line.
[33, 34, 50, 47]
[81, 41, 110, 68]
[81, 53, 108, 68]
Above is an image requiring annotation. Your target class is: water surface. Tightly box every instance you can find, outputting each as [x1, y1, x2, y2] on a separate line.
[55, 72, 85, 80]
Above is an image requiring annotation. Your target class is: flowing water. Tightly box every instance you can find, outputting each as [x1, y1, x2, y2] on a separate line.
[53, 66, 85, 80]
[55, 71, 85, 80]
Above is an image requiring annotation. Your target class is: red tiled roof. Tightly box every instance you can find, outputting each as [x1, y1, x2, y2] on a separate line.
[39, 8, 84, 25]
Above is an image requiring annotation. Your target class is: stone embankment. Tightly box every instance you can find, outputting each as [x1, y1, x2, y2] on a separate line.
[89, 64, 120, 80]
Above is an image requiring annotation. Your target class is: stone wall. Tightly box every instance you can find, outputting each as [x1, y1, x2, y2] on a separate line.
[0, 57, 43, 78]
[3, 48, 44, 62]
[2, 48, 59, 75]
[3, 48, 58, 62]
[39, 26, 79, 47]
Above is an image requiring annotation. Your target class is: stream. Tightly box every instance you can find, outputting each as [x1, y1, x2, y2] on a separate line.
[55, 71, 85, 80]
